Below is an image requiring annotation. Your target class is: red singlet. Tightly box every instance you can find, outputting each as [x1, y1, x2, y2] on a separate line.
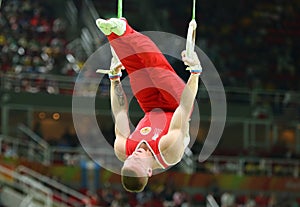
[106, 19, 185, 167]
[126, 110, 174, 169]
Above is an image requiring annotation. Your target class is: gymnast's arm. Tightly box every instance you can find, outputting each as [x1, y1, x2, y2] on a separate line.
[159, 51, 201, 162]
[110, 76, 130, 161]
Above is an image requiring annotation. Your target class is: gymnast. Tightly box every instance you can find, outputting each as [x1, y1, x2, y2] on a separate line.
[96, 17, 202, 192]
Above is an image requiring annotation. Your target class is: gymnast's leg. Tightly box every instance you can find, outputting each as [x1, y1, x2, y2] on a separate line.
[96, 18, 185, 112]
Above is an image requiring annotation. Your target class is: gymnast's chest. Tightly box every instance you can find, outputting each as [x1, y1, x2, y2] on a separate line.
[129, 111, 173, 141]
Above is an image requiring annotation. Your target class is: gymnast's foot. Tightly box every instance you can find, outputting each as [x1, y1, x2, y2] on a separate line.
[96, 18, 126, 36]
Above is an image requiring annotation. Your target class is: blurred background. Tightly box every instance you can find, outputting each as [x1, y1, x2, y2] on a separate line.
[0, 0, 300, 206]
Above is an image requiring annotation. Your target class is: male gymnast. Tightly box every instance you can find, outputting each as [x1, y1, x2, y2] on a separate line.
[96, 17, 201, 192]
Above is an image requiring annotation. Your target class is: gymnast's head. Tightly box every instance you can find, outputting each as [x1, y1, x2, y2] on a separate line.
[121, 148, 153, 192]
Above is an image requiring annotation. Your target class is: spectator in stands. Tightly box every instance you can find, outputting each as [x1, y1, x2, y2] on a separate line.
[111, 191, 130, 207]
[162, 185, 176, 207]
[244, 194, 256, 207]
[136, 188, 153, 206]
[254, 192, 269, 207]
[221, 191, 235, 207]
[99, 185, 114, 206]
[3, 143, 18, 158]
[0, 0, 69, 77]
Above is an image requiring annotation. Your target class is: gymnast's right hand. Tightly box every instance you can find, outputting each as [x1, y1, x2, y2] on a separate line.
[96, 63, 123, 81]
[96, 54, 124, 80]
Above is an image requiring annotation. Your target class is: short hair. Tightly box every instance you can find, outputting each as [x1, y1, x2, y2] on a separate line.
[121, 167, 148, 193]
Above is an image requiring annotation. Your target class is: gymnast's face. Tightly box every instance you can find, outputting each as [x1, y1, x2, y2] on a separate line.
[123, 148, 153, 177]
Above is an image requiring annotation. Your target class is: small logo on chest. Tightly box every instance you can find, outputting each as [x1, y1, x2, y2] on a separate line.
[140, 127, 152, 135]
[152, 128, 163, 140]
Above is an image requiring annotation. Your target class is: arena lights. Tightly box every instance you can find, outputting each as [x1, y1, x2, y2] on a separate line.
[38, 112, 46, 120]
[52, 112, 60, 120]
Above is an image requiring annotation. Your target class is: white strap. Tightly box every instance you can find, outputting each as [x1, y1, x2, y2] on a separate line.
[186, 19, 197, 58]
